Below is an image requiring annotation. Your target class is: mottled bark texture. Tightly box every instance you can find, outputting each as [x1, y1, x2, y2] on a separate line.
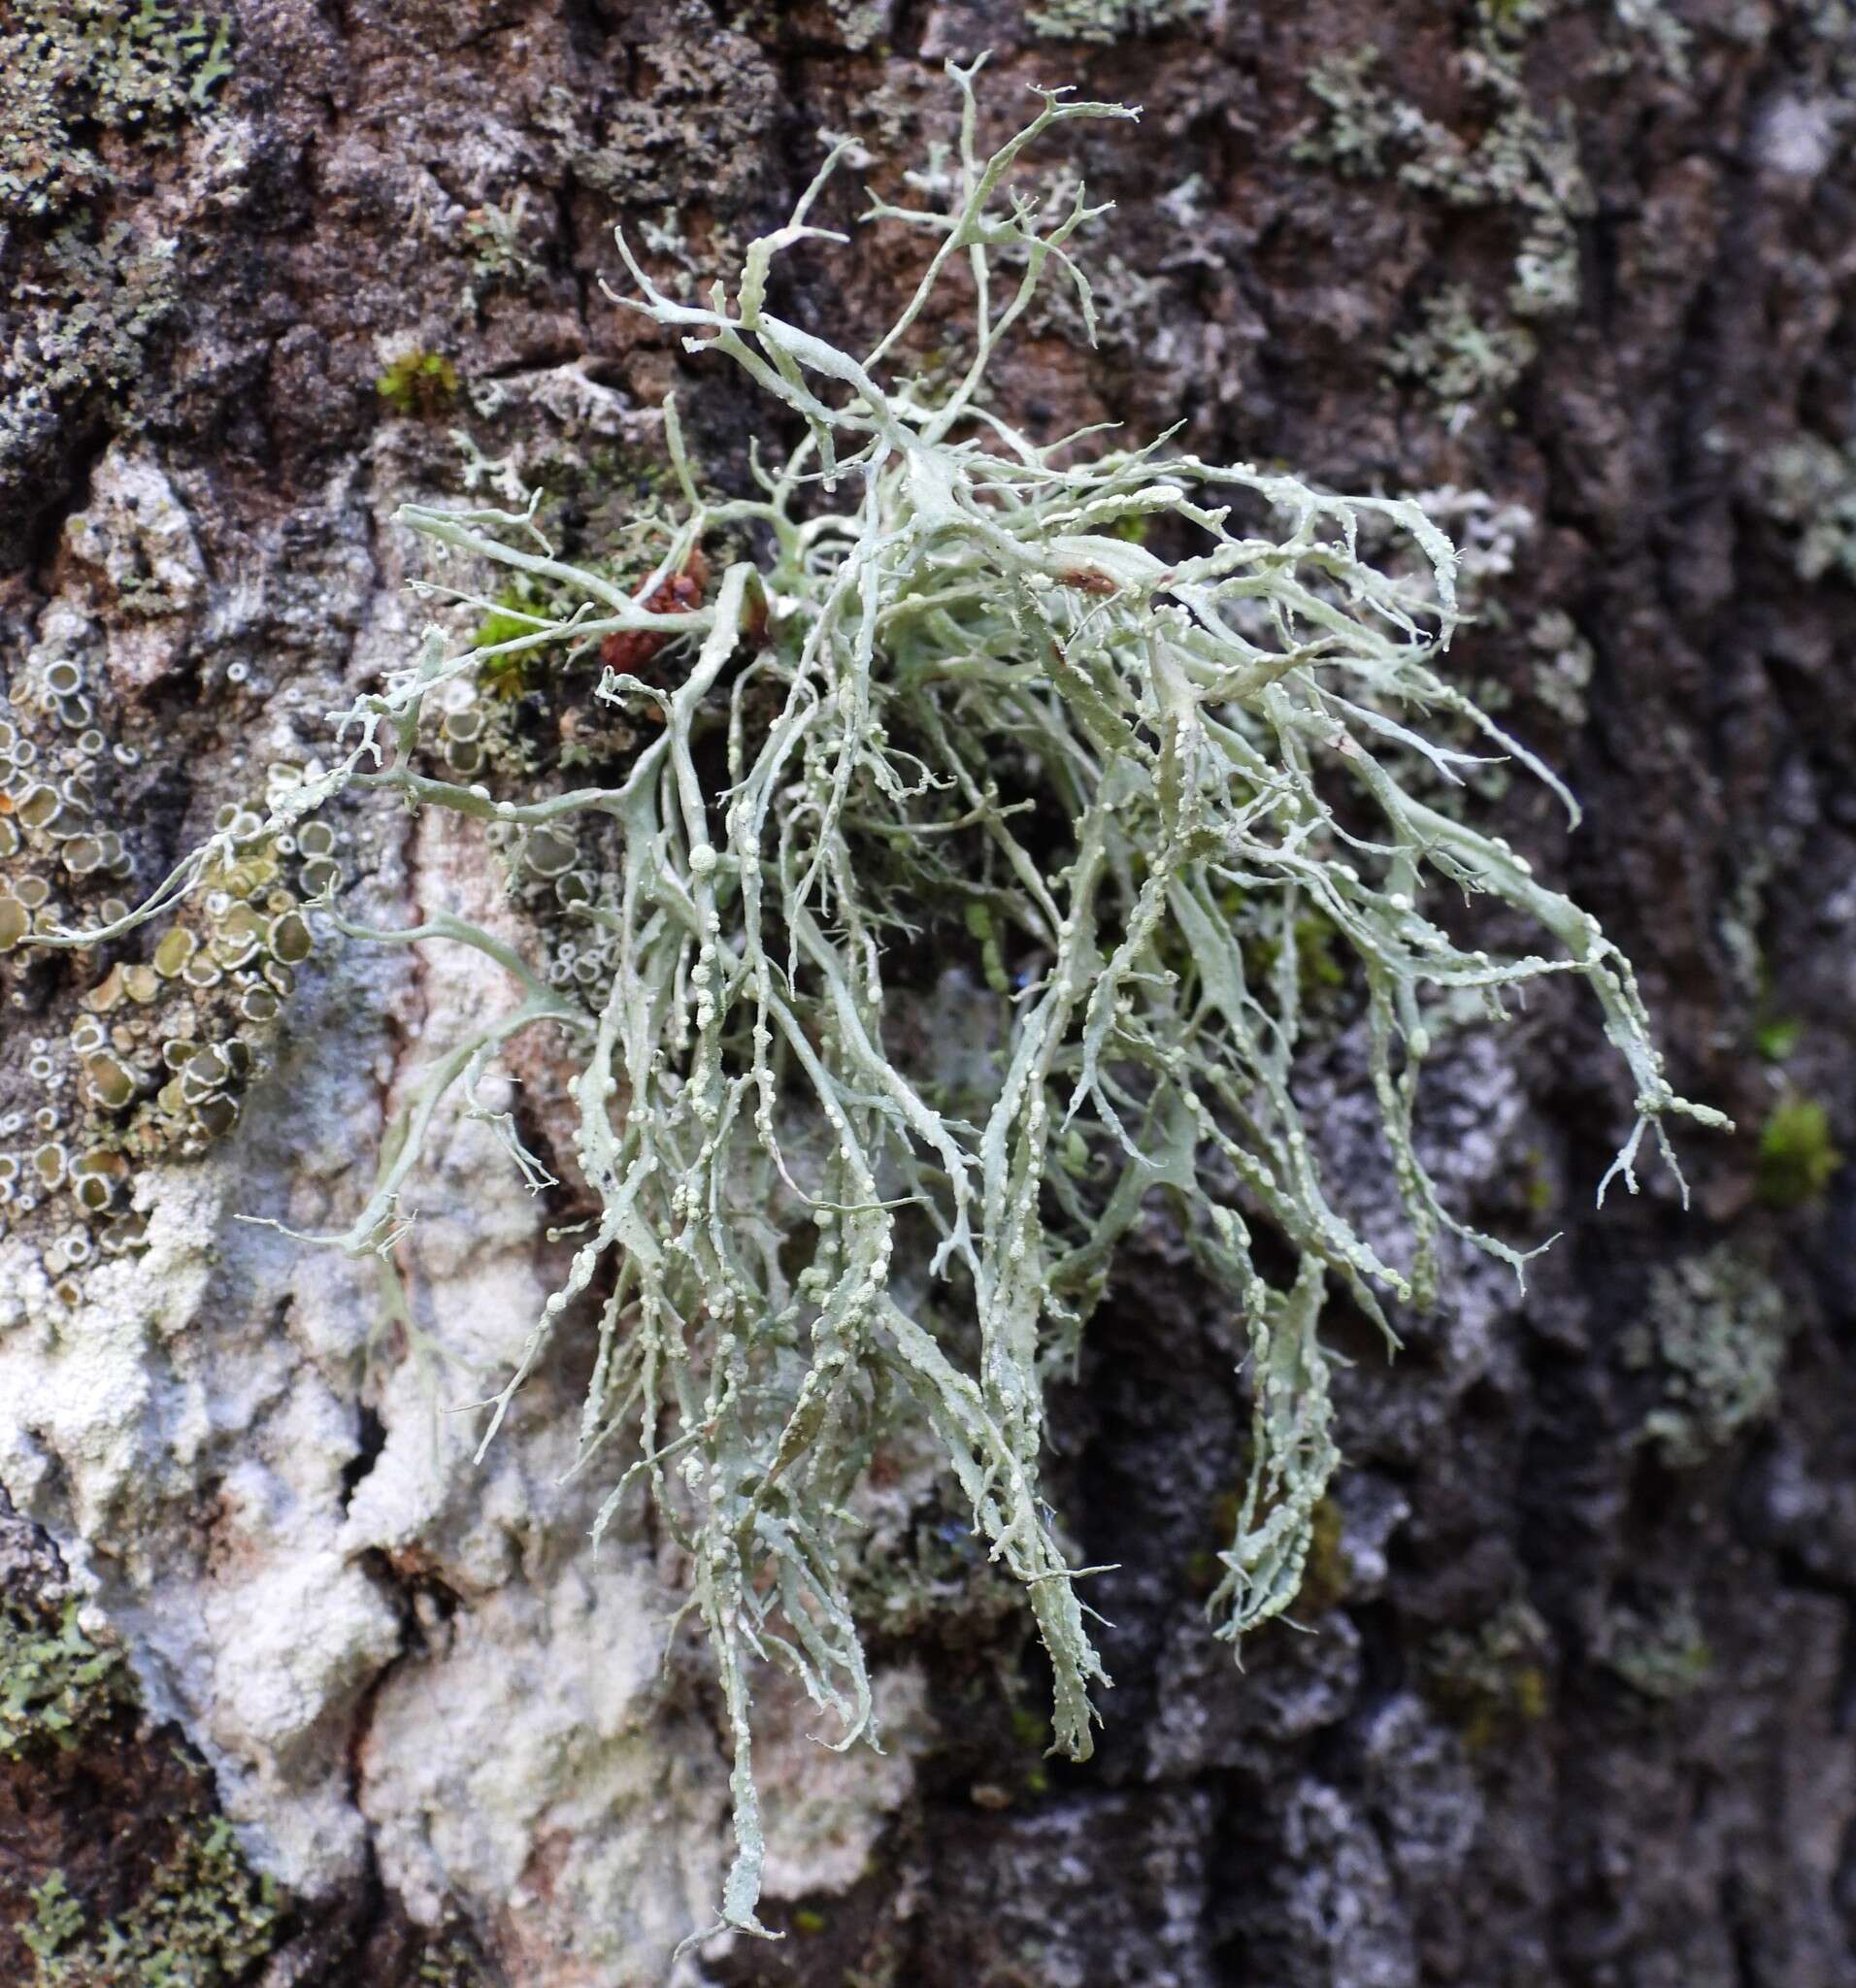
[2, 1, 1853, 1984]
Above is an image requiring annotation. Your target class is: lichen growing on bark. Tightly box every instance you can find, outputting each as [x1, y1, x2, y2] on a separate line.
[26, 60, 1723, 1941]
[0, 1502, 283, 1987]
[22, 1818, 280, 1988]
[0, 1598, 125, 1762]
[1625, 1246, 1790, 1466]
[0, 0, 234, 220]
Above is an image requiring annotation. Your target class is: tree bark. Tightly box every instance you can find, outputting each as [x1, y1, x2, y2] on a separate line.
[2, 2, 1853, 1983]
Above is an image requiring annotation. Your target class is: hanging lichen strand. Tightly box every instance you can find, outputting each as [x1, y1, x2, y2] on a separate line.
[37, 60, 1725, 1942]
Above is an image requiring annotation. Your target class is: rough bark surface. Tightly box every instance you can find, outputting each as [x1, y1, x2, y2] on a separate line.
[2, 1, 1853, 1984]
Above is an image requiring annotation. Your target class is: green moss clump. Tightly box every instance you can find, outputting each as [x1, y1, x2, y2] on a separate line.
[414, 1934, 494, 1988]
[471, 584, 550, 697]
[1192, 1488, 1349, 1614]
[377, 351, 461, 416]
[1295, 1496, 1350, 1614]
[1517, 1147, 1555, 1215]
[1279, 909, 1347, 998]
[1753, 1014, 1803, 1064]
[1008, 1704, 1054, 1797]
[1756, 1096, 1842, 1209]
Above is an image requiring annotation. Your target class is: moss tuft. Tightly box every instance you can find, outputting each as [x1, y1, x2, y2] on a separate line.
[1755, 1095, 1842, 1209]
[1423, 1598, 1554, 1749]
[1753, 1014, 1803, 1064]
[377, 351, 461, 416]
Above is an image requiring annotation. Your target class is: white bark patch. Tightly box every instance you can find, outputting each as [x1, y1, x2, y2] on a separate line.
[60, 445, 207, 696]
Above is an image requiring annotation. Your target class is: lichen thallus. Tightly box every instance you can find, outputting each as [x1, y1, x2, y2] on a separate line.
[35, 59, 1724, 1942]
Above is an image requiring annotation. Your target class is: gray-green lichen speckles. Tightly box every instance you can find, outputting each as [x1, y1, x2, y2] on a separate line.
[1598, 1592, 1714, 1704]
[0, 5, 238, 560]
[1294, 10, 1604, 416]
[1624, 1246, 1791, 1467]
[0, 1499, 282, 1987]
[1526, 609, 1595, 729]
[1384, 286, 1539, 427]
[1758, 432, 1856, 587]
[563, 3, 775, 217]
[0, 0, 233, 220]
[1026, 0, 1210, 40]
[1, 227, 182, 508]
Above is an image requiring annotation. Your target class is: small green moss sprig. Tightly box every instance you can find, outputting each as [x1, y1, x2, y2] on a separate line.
[1422, 1596, 1553, 1748]
[1756, 1095, 1842, 1209]
[31, 59, 1724, 1943]
[377, 350, 461, 416]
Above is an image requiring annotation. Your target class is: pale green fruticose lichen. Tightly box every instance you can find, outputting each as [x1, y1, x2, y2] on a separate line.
[30, 61, 1723, 1941]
